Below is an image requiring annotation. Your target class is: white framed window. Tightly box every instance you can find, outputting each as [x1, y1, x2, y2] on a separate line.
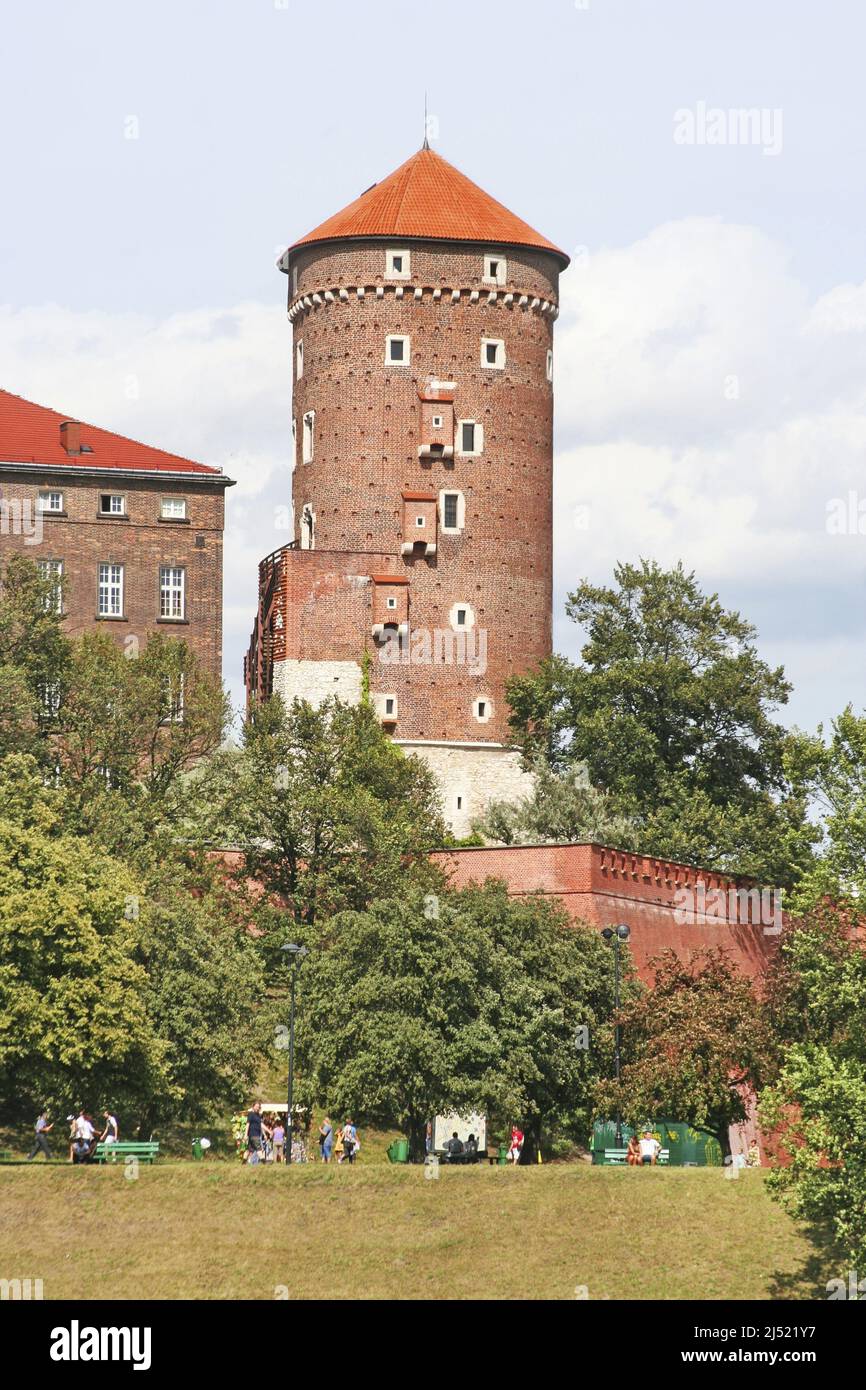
[38, 490, 63, 513]
[162, 673, 185, 724]
[546, 348, 553, 382]
[300, 504, 315, 551]
[415, 515, 426, 528]
[385, 334, 411, 366]
[161, 497, 187, 520]
[302, 411, 315, 463]
[481, 338, 506, 369]
[439, 490, 464, 534]
[99, 493, 125, 515]
[386, 596, 397, 610]
[457, 420, 483, 456]
[386, 248, 410, 280]
[483, 254, 507, 286]
[38, 681, 61, 719]
[432, 414, 444, 429]
[159, 566, 185, 620]
[472, 696, 493, 724]
[292, 264, 299, 295]
[291, 418, 297, 469]
[98, 562, 124, 617]
[296, 340, 304, 380]
[449, 600, 475, 631]
[37, 559, 63, 614]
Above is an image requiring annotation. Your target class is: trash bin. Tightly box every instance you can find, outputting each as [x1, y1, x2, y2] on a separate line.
[192, 1138, 203, 1161]
[497, 1145, 508, 1166]
[387, 1138, 410, 1164]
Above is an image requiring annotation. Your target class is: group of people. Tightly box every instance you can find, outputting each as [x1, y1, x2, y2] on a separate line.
[27, 1108, 119, 1163]
[433, 1124, 525, 1164]
[243, 1103, 361, 1165]
[626, 1131, 662, 1166]
[317, 1116, 359, 1163]
[442, 1131, 480, 1162]
[244, 1102, 304, 1163]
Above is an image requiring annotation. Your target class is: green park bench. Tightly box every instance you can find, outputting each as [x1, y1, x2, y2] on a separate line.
[602, 1147, 670, 1166]
[95, 1141, 160, 1165]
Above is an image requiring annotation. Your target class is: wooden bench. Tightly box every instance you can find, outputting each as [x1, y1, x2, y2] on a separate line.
[603, 1147, 670, 1166]
[95, 1142, 160, 1165]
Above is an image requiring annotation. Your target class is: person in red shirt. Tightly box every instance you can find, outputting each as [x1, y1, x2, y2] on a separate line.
[508, 1125, 524, 1165]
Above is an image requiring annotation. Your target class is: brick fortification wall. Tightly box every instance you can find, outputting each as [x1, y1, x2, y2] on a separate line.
[433, 842, 781, 984]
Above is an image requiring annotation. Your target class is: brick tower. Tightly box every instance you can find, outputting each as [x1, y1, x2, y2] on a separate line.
[246, 146, 569, 834]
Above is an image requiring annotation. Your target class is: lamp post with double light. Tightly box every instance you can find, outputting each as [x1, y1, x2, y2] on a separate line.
[280, 943, 309, 1164]
[601, 923, 631, 1147]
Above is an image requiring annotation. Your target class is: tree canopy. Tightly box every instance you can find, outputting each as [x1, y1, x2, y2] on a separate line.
[296, 881, 625, 1158]
[599, 947, 769, 1154]
[504, 560, 815, 884]
[203, 694, 447, 934]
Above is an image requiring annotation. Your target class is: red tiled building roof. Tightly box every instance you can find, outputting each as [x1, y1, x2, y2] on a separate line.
[0, 389, 224, 476]
[288, 147, 569, 265]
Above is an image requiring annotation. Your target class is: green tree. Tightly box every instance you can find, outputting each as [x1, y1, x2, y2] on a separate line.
[600, 947, 769, 1155]
[761, 907, 866, 1269]
[0, 755, 171, 1123]
[296, 882, 622, 1159]
[783, 707, 866, 912]
[0, 554, 70, 759]
[506, 561, 814, 884]
[54, 630, 228, 802]
[474, 757, 638, 847]
[130, 891, 270, 1139]
[204, 695, 447, 933]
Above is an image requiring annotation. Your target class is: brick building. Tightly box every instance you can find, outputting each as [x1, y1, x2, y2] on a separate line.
[0, 390, 233, 676]
[246, 146, 569, 833]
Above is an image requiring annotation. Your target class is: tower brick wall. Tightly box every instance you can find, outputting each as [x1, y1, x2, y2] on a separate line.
[246, 148, 568, 832]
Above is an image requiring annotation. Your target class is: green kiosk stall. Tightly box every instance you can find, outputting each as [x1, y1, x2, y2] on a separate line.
[591, 1119, 724, 1166]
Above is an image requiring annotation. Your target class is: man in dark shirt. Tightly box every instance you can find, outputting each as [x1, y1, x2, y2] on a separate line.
[245, 1102, 269, 1163]
[445, 1132, 465, 1161]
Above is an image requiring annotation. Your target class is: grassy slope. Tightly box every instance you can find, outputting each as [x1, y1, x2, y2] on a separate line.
[0, 1164, 833, 1301]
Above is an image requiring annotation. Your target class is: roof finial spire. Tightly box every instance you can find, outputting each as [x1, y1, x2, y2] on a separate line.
[422, 91, 429, 150]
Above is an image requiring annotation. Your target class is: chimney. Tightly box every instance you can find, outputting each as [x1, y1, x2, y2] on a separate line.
[59, 420, 81, 455]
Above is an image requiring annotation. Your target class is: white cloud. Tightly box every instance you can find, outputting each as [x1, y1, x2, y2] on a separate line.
[0, 301, 292, 716]
[553, 218, 866, 731]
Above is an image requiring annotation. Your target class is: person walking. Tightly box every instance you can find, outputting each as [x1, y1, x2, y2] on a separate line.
[319, 1117, 333, 1163]
[245, 1101, 270, 1164]
[28, 1111, 53, 1161]
[334, 1125, 345, 1163]
[342, 1118, 358, 1164]
[100, 1111, 119, 1146]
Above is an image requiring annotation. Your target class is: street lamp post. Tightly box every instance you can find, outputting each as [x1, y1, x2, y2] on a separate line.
[601, 924, 631, 1147]
[280, 943, 308, 1165]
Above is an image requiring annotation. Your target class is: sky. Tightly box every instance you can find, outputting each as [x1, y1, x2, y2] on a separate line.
[2, 0, 865, 734]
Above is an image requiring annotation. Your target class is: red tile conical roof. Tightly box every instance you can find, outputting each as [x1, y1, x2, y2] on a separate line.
[287, 147, 568, 266]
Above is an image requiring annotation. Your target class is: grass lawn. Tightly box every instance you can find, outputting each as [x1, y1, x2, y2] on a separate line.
[0, 1163, 835, 1300]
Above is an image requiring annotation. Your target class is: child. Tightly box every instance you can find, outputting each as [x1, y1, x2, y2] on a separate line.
[272, 1120, 286, 1163]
